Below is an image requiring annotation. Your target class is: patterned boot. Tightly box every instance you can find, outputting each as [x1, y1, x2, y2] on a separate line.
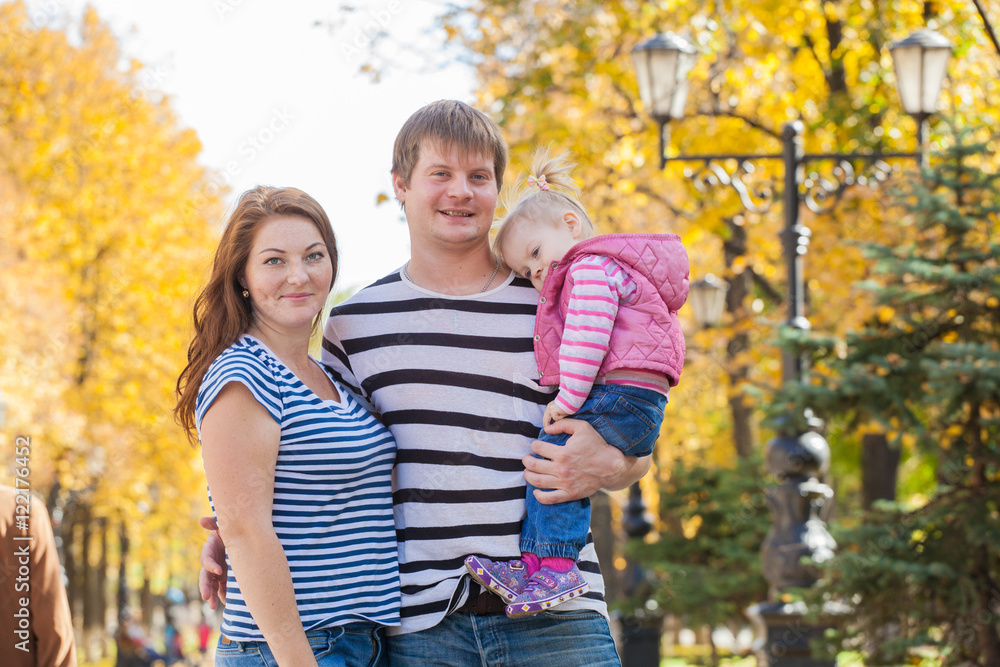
[505, 564, 589, 618]
[464, 555, 531, 602]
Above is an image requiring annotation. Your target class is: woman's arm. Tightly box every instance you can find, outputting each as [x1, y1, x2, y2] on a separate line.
[200, 382, 318, 667]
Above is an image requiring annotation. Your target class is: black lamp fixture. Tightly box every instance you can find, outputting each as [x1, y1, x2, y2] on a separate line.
[631, 32, 698, 162]
[687, 274, 728, 329]
[632, 28, 951, 165]
[631, 31, 697, 124]
[890, 28, 953, 149]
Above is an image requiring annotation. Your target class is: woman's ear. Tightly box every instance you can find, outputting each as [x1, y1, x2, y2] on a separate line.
[564, 211, 582, 239]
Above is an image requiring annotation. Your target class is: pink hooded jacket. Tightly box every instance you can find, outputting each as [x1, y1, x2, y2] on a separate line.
[534, 233, 689, 387]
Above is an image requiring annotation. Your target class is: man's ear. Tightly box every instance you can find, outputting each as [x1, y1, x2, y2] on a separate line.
[392, 170, 407, 205]
[564, 211, 583, 239]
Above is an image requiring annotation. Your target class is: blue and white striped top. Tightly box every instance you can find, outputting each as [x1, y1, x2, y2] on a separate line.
[195, 334, 400, 640]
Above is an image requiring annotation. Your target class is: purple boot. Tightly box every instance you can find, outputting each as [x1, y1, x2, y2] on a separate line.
[464, 555, 531, 602]
[505, 564, 590, 618]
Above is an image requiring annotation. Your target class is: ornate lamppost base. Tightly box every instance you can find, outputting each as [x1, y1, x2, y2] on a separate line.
[618, 615, 663, 667]
[746, 600, 848, 667]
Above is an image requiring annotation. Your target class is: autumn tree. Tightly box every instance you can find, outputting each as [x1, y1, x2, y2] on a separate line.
[339, 0, 1000, 635]
[0, 2, 223, 653]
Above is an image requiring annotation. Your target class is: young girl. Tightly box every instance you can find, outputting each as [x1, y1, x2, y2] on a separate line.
[465, 150, 688, 618]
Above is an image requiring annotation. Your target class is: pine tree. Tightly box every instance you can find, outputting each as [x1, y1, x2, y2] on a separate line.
[770, 124, 1000, 664]
[630, 456, 770, 661]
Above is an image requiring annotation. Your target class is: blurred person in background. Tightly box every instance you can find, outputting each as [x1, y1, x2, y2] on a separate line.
[0, 483, 77, 667]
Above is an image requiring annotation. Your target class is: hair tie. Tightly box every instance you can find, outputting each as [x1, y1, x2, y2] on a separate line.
[526, 174, 549, 191]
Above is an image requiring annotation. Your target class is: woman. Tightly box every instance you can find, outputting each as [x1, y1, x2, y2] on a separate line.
[175, 186, 399, 666]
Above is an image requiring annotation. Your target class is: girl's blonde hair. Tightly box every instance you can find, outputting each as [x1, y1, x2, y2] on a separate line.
[492, 148, 595, 263]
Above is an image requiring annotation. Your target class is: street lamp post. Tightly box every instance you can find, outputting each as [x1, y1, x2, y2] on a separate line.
[629, 28, 951, 667]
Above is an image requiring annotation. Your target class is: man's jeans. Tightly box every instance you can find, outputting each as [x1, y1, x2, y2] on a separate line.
[521, 384, 667, 559]
[387, 608, 620, 666]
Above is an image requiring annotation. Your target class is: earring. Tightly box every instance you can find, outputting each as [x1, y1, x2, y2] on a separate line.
[242, 289, 249, 298]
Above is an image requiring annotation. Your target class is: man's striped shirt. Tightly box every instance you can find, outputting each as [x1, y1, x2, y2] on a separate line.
[196, 335, 400, 640]
[322, 270, 608, 635]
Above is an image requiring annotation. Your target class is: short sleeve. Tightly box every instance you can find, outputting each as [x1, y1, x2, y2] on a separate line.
[195, 347, 283, 432]
[322, 311, 377, 414]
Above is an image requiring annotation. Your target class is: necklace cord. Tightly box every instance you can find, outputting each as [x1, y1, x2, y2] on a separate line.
[405, 256, 500, 294]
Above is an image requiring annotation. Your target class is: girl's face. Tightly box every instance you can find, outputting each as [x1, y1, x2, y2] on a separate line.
[500, 211, 583, 291]
[242, 215, 333, 336]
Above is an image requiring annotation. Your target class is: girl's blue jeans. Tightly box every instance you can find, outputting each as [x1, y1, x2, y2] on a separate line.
[520, 384, 667, 560]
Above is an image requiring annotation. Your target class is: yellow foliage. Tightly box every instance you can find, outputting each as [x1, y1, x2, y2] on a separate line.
[681, 514, 703, 539]
[442, 0, 999, 468]
[0, 2, 224, 589]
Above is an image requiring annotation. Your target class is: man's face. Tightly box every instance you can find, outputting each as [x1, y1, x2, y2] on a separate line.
[393, 141, 499, 251]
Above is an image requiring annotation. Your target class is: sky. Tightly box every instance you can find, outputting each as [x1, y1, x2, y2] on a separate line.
[50, 0, 477, 291]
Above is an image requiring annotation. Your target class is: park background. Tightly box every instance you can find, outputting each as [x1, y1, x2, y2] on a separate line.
[1, 0, 997, 665]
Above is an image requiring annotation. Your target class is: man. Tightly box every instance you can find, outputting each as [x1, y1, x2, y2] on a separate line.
[201, 100, 649, 665]
[0, 484, 77, 667]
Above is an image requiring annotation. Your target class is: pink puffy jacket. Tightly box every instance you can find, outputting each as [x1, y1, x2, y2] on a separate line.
[533, 233, 689, 387]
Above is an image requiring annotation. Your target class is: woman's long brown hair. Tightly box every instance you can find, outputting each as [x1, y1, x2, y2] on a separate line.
[174, 186, 339, 444]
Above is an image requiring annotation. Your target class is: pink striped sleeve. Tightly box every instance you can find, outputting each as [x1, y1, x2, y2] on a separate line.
[554, 255, 631, 414]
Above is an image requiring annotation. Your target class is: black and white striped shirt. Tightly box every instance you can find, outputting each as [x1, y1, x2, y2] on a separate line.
[322, 270, 607, 635]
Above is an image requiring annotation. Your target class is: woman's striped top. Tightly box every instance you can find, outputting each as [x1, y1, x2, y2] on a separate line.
[321, 270, 607, 635]
[195, 335, 400, 640]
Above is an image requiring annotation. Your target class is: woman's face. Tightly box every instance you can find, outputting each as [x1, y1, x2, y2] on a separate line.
[242, 215, 333, 336]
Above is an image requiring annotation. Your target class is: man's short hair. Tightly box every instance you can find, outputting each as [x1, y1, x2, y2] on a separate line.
[392, 100, 508, 188]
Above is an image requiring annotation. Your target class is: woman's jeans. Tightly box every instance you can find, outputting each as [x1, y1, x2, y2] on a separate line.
[520, 384, 667, 560]
[214, 623, 387, 667]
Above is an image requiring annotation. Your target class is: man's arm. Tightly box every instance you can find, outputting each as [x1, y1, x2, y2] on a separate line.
[522, 418, 652, 504]
[198, 516, 227, 609]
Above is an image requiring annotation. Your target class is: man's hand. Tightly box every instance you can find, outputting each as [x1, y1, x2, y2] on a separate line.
[542, 401, 569, 427]
[522, 418, 651, 505]
[198, 516, 228, 609]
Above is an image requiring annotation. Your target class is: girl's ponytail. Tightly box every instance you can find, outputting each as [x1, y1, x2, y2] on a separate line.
[493, 147, 594, 262]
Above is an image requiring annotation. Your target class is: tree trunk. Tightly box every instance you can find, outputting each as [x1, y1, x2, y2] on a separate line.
[723, 217, 755, 459]
[117, 520, 129, 626]
[972, 544, 1000, 664]
[64, 504, 78, 625]
[82, 506, 100, 663]
[82, 506, 97, 631]
[861, 433, 899, 510]
[141, 576, 153, 628]
[98, 517, 109, 658]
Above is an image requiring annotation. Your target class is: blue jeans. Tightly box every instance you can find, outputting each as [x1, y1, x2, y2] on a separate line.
[387, 608, 620, 666]
[521, 384, 667, 559]
[214, 623, 387, 667]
